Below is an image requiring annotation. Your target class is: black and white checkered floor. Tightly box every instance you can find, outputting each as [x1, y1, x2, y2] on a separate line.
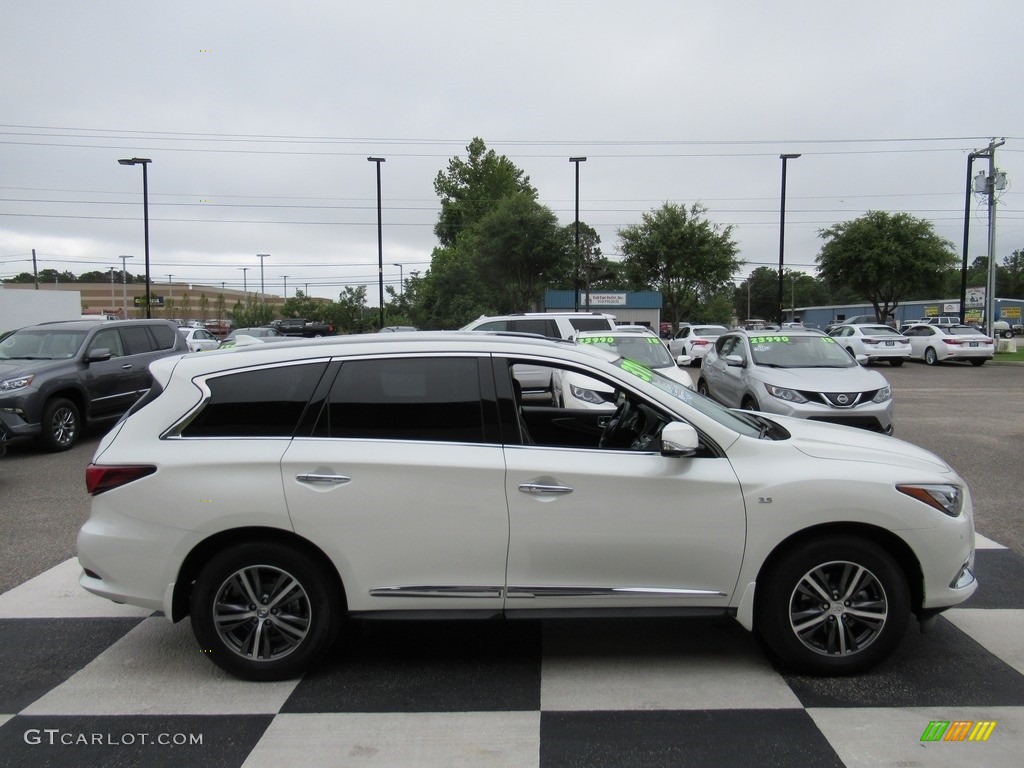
[1, 535, 1022, 767]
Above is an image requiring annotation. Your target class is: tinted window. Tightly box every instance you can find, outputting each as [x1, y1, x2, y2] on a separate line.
[121, 326, 155, 355]
[149, 323, 177, 349]
[511, 319, 557, 337]
[569, 317, 614, 333]
[318, 357, 487, 443]
[474, 321, 507, 332]
[182, 362, 328, 437]
[88, 328, 125, 357]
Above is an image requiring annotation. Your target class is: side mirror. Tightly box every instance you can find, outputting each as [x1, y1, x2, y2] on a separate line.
[84, 348, 112, 363]
[675, 354, 693, 367]
[855, 354, 869, 365]
[660, 422, 699, 457]
[724, 354, 745, 368]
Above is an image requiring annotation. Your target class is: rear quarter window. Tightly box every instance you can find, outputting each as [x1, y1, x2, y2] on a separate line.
[569, 317, 615, 333]
[181, 362, 328, 437]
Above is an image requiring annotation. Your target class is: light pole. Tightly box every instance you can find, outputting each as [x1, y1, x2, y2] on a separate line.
[283, 275, 289, 300]
[109, 267, 115, 310]
[570, 157, 587, 311]
[118, 158, 152, 317]
[167, 274, 173, 311]
[777, 153, 800, 325]
[119, 254, 133, 318]
[240, 267, 249, 295]
[392, 263, 403, 298]
[368, 157, 386, 329]
[256, 254, 269, 302]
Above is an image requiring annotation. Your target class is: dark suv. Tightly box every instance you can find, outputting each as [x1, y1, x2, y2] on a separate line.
[0, 319, 187, 451]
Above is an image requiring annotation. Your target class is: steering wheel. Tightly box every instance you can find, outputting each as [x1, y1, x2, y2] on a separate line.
[600, 397, 641, 448]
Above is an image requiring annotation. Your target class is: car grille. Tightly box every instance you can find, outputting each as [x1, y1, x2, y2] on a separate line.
[798, 390, 880, 408]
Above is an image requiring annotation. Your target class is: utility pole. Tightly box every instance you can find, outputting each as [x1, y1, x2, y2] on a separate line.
[970, 139, 1006, 337]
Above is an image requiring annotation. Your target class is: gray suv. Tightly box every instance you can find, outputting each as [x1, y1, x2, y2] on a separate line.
[0, 319, 187, 451]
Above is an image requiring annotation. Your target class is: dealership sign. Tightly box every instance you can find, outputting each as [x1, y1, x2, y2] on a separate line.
[581, 293, 627, 306]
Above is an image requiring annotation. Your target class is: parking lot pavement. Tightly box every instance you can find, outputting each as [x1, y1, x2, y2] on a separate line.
[1, 537, 1023, 768]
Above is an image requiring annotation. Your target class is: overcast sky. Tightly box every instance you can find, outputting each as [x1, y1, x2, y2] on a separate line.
[2, 1, 1021, 303]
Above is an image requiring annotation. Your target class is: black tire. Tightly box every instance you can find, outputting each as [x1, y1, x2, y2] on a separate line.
[39, 397, 80, 452]
[741, 395, 759, 411]
[889, 358, 904, 367]
[696, 379, 710, 397]
[970, 358, 986, 367]
[924, 347, 938, 366]
[755, 537, 909, 675]
[1003, 330, 1013, 339]
[190, 542, 342, 681]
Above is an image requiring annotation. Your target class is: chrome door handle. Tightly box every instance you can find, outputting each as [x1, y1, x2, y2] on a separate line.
[518, 483, 573, 495]
[296, 473, 351, 485]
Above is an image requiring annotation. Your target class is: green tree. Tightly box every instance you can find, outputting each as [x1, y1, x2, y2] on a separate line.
[411, 245, 490, 329]
[618, 203, 741, 330]
[180, 293, 193, 321]
[198, 293, 210, 321]
[322, 286, 372, 334]
[3, 272, 37, 283]
[817, 211, 957, 322]
[474, 193, 569, 313]
[433, 137, 536, 247]
[231, 293, 274, 327]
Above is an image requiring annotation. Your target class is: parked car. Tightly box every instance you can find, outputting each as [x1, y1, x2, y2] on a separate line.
[78, 332, 976, 681]
[828, 324, 912, 366]
[274, 318, 336, 337]
[178, 326, 221, 352]
[462, 312, 617, 395]
[0, 319, 187, 451]
[697, 329, 894, 434]
[554, 329, 692, 408]
[901, 324, 994, 366]
[669, 324, 729, 366]
[825, 314, 896, 334]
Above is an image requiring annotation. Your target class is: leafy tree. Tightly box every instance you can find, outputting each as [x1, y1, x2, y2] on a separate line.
[180, 293, 193, 321]
[198, 293, 210, 321]
[323, 286, 372, 333]
[230, 294, 275, 327]
[474, 193, 569, 313]
[215, 293, 227, 324]
[79, 270, 113, 283]
[3, 272, 37, 283]
[817, 211, 957, 322]
[733, 266, 779, 322]
[281, 290, 328, 321]
[411, 245, 490, 329]
[38, 269, 76, 284]
[618, 203, 741, 330]
[433, 137, 537, 247]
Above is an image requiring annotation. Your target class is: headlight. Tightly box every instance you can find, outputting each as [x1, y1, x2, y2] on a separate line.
[570, 383, 609, 405]
[765, 384, 807, 404]
[0, 374, 34, 393]
[872, 385, 892, 403]
[897, 484, 963, 517]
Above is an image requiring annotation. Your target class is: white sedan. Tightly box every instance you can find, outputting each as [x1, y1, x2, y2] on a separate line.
[669, 324, 729, 365]
[828, 324, 911, 366]
[556, 330, 693, 408]
[178, 327, 221, 352]
[902, 324, 995, 366]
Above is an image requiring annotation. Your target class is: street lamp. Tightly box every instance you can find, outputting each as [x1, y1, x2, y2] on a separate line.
[118, 158, 152, 318]
[256, 254, 269, 301]
[570, 157, 587, 311]
[368, 157, 386, 329]
[777, 153, 800, 325]
[167, 274, 173, 310]
[109, 267, 115, 310]
[392, 263, 403, 298]
[283, 275, 289, 300]
[240, 266, 249, 294]
[119, 254, 133, 318]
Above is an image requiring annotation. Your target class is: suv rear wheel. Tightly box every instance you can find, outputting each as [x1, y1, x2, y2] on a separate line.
[190, 542, 343, 681]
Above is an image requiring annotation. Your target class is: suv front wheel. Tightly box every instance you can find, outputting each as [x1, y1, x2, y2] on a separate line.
[40, 397, 81, 452]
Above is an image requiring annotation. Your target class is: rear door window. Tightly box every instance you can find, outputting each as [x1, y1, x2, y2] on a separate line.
[120, 326, 156, 355]
[315, 357, 492, 444]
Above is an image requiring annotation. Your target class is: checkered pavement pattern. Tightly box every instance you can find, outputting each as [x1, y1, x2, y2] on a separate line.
[1, 535, 1022, 768]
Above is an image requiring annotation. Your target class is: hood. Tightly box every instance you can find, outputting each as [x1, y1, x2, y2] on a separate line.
[0, 357, 66, 379]
[752, 363, 888, 392]
[781, 417, 952, 474]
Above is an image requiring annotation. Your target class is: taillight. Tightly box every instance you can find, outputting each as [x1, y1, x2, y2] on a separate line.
[693, 339, 710, 347]
[86, 464, 157, 495]
[862, 338, 879, 345]
[942, 338, 963, 345]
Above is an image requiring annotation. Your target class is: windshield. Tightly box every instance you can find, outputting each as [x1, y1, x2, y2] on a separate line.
[611, 357, 761, 437]
[579, 334, 675, 368]
[0, 328, 88, 360]
[748, 334, 855, 368]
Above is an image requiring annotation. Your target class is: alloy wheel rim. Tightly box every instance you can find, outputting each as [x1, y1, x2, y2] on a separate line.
[213, 565, 312, 661]
[53, 407, 76, 445]
[788, 560, 888, 657]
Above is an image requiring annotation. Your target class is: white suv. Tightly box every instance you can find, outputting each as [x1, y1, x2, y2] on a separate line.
[78, 332, 976, 681]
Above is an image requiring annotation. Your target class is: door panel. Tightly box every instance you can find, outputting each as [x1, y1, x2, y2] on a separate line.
[503, 443, 746, 612]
